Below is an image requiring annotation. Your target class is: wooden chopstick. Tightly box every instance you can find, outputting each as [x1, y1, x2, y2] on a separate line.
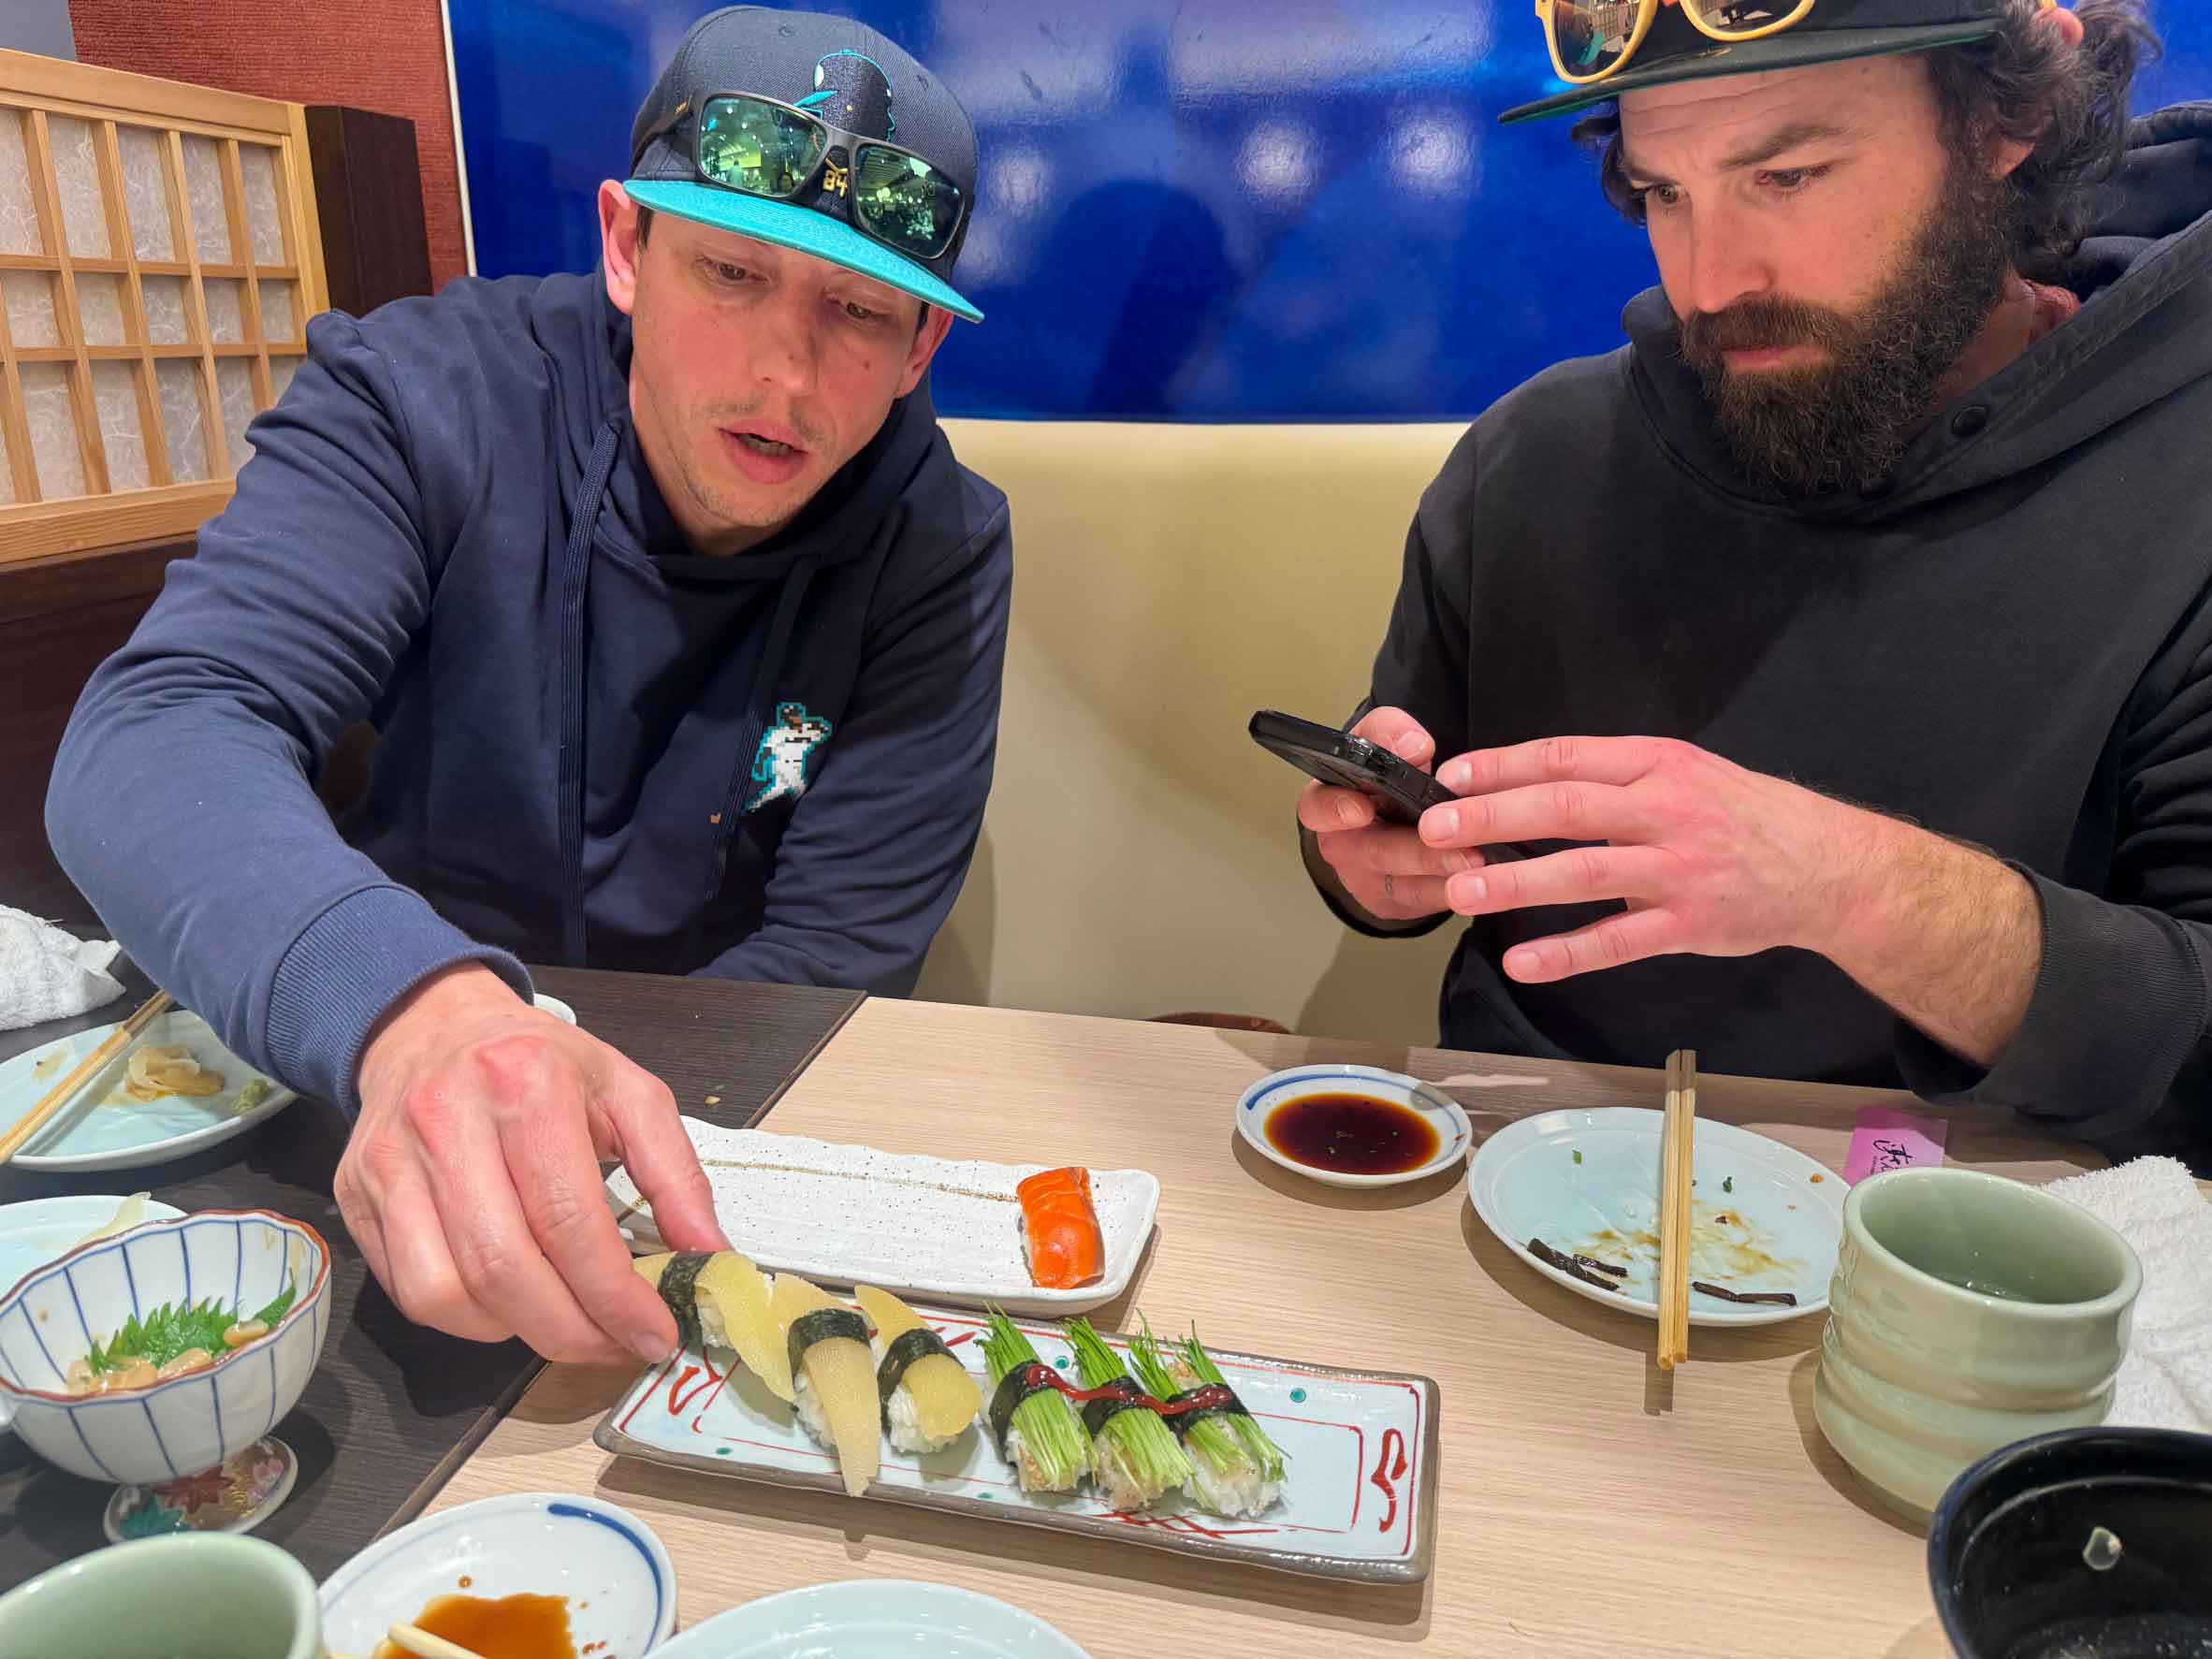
[0, 989, 173, 1166]
[1656, 1048, 1697, 1371]
[386, 1624, 487, 1659]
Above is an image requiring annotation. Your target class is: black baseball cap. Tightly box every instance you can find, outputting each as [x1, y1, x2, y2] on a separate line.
[627, 6, 982, 322]
[1499, 0, 2007, 125]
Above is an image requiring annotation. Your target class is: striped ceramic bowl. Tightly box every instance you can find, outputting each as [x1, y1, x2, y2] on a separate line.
[0, 1209, 330, 1485]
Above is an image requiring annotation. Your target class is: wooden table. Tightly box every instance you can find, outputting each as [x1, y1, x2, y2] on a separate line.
[418, 999, 2116, 1658]
[0, 965, 865, 1588]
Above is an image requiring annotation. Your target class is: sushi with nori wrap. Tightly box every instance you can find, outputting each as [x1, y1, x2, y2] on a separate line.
[1128, 1317, 1286, 1518]
[980, 1310, 1088, 1493]
[635, 1250, 710, 1350]
[1063, 1317, 1189, 1511]
[769, 1273, 880, 1496]
[854, 1284, 982, 1454]
[633, 1249, 794, 1403]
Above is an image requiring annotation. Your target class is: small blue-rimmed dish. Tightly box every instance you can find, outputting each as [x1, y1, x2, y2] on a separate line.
[320, 1492, 678, 1657]
[1236, 1065, 1472, 1188]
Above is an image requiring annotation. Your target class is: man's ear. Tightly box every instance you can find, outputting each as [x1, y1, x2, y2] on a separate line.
[1987, 130, 2038, 180]
[895, 305, 958, 397]
[2042, 3, 2087, 51]
[1990, 4, 2088, 179]
[601, 182, 644, 316]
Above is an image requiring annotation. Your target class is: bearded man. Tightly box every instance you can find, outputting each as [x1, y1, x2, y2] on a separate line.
[1298, 1, 2212, 1159]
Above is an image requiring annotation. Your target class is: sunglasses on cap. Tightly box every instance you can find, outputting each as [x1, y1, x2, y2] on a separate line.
[633, 92, 968, 261]
[1536, 0, 2052, 90]
[1535, 1, 1830, 86]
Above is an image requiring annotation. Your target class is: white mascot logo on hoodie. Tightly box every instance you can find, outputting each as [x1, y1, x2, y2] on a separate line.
[746, 703, 834, 813]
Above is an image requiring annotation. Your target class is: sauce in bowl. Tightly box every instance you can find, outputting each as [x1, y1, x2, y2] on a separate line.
[1264, 1093, 1441, 1176]
[372, 1593, 575, 1659]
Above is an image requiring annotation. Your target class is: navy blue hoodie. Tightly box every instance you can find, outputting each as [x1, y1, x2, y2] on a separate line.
[48, 270, 1011, 1111]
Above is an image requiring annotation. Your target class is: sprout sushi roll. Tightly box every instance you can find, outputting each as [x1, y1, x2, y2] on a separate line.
[1063, 1317, 1190, 1512]
[1128, 1317, 1287, 1518]
[980, 1310, 1089, 1493]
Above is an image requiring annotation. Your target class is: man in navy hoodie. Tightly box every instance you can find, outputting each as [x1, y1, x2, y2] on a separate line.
[47, 8, 1012, 1365]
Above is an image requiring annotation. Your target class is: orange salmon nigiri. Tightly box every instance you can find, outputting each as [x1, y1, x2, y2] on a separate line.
[1016, 1166, 1104, 1289]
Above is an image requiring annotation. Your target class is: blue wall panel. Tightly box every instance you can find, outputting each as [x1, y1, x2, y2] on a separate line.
[449, 1, 2210, 421]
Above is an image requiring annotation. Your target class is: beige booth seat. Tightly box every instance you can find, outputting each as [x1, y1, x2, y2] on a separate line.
[915, 418, 1473, 1046]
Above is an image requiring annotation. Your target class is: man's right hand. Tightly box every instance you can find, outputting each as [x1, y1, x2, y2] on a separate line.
[336, 964, 730, 1366]
[1295, 706, 1481, 924]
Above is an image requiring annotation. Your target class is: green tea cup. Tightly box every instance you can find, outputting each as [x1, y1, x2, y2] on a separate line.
[1814, 1166, 2141, 1524]
[0, 1532, 322, 1659]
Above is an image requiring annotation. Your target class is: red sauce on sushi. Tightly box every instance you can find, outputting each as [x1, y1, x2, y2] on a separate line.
[1265, 1094, 1439, 1175]
[1007, 1361, 1237, 1417]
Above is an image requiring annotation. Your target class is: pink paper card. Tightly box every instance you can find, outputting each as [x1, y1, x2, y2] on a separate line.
[1845, 1104, 1948, 1185]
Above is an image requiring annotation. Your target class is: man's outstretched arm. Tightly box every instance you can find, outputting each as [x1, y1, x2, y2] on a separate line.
[47, 309, 529, 1110]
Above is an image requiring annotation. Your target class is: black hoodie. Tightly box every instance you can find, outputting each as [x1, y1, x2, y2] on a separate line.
[1348, 104, 2212, 1157]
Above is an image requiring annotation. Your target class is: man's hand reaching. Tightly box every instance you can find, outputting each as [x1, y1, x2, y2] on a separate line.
[338, 964, 729, 1364]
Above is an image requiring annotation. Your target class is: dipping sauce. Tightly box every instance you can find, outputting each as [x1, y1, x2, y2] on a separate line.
[1265, 1093, 1440, 1175]
[372, 1593, 575, 1659]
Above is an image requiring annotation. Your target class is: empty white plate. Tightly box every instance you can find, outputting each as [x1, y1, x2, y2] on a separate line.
[653, 1579, 1090, 1658]
[1467, 1107, 1844, 1327]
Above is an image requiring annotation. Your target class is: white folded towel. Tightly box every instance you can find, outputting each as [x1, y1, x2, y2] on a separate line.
[2048, 1156, 2212, 1434]
[0, 906, 126, 1032]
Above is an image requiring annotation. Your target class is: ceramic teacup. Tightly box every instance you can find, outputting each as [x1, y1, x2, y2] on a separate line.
[0, 1531, 322, 1658]
[1813, 1167, 2141, 1523]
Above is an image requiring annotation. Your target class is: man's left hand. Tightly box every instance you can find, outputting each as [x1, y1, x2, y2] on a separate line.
[1415, 735, 2042, 1066]
[1418, 735, 1877, 980]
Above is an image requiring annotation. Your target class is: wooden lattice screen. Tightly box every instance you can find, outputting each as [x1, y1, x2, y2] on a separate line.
[0, 50, 327, 565]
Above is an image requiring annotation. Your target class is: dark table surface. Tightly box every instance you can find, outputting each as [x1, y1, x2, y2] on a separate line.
[0, 960, 865, 1590]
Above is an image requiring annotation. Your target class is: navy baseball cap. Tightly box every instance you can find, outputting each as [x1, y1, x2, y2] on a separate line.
[627, 7, 982, 323]
[1500, 0, 2006, 125]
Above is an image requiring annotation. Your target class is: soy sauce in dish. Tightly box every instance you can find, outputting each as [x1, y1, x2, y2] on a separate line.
[371, 1593, 575, 1659]
[1265, 1094, 1440, 1175]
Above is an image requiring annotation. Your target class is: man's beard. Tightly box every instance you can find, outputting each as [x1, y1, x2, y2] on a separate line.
[1679, 158, 2016, 497]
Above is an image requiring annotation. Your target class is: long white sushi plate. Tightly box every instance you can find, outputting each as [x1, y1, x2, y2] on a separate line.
[593, 1304, 1442, 1584]
[604, 1124, 1159, 1317]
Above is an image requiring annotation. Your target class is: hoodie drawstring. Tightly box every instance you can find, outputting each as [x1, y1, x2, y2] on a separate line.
[683, 563, 814, 968]
[558, 421, 622, 968]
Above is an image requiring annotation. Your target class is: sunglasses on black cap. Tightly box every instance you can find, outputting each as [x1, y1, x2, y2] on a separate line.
[633, 92, 968, 261]
[1537, 0, 2046, 89]
[1536, 1, 1823, 86]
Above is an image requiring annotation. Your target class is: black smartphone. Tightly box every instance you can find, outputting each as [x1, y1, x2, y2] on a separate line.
[1249, 708, 1456, 825]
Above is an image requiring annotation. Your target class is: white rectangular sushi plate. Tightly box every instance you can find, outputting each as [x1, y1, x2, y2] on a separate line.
[603, 1123, 1159, 1317]
[593, 1304, 1441, 1584]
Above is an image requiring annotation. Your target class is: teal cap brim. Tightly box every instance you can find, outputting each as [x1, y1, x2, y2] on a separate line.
[623, 178, 983, 324]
